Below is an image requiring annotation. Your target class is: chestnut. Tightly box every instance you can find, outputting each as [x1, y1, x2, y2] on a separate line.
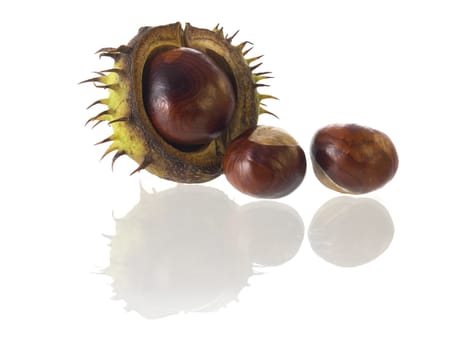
[143, 47, 236, 146]
[310, 124, 398, 194]
[223, 126, 307, 198]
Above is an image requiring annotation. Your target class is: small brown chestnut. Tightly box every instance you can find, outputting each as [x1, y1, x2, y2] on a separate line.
[223, 125, 307, 198]
[143, 47, 236, 146]
[311, 124, 398, 194]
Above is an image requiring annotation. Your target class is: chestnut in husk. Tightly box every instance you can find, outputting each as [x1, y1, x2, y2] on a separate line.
[310, 124, 398, 194]
[223, 126, 307, 198]
[83, 23, 276, 184]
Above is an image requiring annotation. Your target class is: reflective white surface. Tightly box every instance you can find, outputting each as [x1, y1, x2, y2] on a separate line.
[2, 0, 467, 349]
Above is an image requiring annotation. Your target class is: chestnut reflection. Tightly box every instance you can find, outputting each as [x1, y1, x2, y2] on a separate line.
[234, 201, 304, 266]
[308, 196, 394, 267]
[103, 185, 304, 319]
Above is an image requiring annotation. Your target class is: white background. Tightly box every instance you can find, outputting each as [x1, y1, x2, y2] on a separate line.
[1, 0, 467, 349]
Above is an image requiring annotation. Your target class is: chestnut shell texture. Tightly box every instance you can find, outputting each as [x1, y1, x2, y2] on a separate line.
[83, 22, 275, 183]
[311, 124, 398, 194]
[223, 126, 307, 198]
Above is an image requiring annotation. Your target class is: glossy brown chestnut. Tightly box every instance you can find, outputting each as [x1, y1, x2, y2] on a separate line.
[223, 126, 307, 198]
[143, 47, 236, 146]
[311, 124, 398, 194]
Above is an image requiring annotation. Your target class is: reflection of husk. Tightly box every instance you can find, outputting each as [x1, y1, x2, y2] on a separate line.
[104, 186, 250, 318]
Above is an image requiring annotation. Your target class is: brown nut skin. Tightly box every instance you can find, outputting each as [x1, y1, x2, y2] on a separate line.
[223, 126, 307, 198]
[143, 47, 235, 146]
[311, 124, 398, 194]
